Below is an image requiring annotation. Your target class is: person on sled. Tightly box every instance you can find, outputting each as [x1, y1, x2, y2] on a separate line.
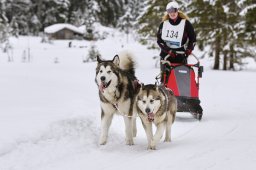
[157, 1, 196, 67]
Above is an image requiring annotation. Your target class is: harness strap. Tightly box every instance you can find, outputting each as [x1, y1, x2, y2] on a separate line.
[112, 103, 137, 119]
[158, 85, 173, 113]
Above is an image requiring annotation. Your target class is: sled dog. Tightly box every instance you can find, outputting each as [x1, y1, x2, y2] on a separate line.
[134, 84, 177, 149]
[95, 51, 138, 145]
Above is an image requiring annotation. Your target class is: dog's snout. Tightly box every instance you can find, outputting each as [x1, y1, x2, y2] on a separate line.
[145, 108, 151, 113]
[100, 76, 106, 81]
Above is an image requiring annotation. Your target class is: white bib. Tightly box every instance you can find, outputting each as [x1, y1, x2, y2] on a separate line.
[161, 19, 186, 48]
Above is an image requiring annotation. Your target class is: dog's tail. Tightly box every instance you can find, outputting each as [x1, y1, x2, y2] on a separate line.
[118, 51, 136, 76]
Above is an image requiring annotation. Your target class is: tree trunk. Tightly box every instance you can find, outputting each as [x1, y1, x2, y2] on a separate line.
[229, 44, 234, 70]
[213, 35, 221, 70]
[229, 52, 234, 70]
[36, 0, 43, 18]
[223, 51, 227, 70]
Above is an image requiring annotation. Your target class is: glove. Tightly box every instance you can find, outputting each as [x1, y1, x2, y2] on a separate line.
[185, 49, 192, 56]
[168, 51, 176, 58]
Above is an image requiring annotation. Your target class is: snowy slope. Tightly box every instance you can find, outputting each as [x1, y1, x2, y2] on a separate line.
[0, 33, 256, 170]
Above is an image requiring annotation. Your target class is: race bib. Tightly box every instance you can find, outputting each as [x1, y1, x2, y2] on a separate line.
[161, 19, 186, 48]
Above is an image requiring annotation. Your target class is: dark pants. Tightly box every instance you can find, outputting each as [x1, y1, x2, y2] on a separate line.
[160, 51, 187, 83]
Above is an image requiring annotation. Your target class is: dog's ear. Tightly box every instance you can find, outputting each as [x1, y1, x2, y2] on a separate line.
[113, 55, 120, 66]
[141, 83, 145, 90]
[154, 83, 158, 91]
[97, 55, 102, 63]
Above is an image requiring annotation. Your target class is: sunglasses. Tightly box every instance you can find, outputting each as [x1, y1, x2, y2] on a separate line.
[167, 8, 178, 13]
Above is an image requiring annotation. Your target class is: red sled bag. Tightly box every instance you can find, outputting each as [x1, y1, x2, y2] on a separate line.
[165, 65, 198, 98]
[161, 54, 204, 120]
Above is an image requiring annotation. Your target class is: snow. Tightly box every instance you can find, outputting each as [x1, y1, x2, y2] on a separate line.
[44, 23, 84, 34]
[240, 4, 256, 16]
[0, 30, 256, 170]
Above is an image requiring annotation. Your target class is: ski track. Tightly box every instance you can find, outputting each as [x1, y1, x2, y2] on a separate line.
[0, 79, 252, 170]
[0, 113, 203, 170]
[0, 117, 101, 170]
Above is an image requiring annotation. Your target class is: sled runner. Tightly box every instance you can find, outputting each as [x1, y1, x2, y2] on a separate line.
[160, 52, 204, 120]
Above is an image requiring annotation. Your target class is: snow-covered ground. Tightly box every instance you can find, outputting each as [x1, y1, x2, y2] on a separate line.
[0, 32, 256, 170]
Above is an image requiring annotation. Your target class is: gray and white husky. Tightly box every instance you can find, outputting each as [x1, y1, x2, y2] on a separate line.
[134, 84, 177, 150]
[95, 51, 139, 145]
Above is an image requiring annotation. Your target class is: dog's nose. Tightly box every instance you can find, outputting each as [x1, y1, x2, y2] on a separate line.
[100, 76, 106, 81]
[145, 108, 151, 114]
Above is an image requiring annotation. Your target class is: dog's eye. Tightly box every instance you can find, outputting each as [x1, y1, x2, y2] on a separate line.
[150, 100, 154, 104]
[107, 71, 111, 74]
[142, 100, 146, 104]
[100, 70, 103, 73]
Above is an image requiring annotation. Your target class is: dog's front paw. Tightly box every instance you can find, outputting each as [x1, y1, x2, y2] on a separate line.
[125, 138, 134, 145]
[149, 140, 156, 150]
[164, 137, 171, 142]
[99, 140, 107, 145]
[99, 137, 107, 145]
[147, 145, 156, 150]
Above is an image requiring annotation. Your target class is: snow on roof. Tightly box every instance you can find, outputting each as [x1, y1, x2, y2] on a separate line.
[44, 23, 84, 34]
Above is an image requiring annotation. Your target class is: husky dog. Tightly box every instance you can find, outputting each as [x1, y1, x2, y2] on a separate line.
[95, 51, 139, 145]
[135, 84, 177, 150]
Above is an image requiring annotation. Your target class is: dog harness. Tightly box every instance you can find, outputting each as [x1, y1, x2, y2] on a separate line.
[158, 85, 174, 114]
[110, 79, 141, 119]
[112, 103, 138, 119]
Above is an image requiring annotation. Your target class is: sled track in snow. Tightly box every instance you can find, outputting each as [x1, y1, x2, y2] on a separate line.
[0, 117, 101, 169]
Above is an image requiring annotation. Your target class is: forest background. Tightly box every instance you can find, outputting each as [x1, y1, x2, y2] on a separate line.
[0, 0, 255, 70]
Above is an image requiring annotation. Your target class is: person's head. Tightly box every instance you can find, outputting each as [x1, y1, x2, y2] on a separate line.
[166, 1, 179, 20]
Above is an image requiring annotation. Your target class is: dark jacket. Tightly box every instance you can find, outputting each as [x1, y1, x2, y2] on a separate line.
[157, 16, 196, 62]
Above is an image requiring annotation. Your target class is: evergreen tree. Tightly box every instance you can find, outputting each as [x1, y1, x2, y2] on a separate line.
[189, 0, 255, 70]
[9, 16, 19, 37]
[190, 0, 226, 70]
[188, 0, 214, 50]
[29, 14, 41, 35]
[212, 0, 226, 70]
[42, 0, 70, 27]
[5, 0, 31, 35]
[54, 0, 70, 23]
[84, 0, 96, 40]
[241, 0, 256, 45]
[222, 0, 242, 70]
[85, 44, 101, 62]
[96, 0, 125, 27]
[0, 0, 11, 43]
[137, 0, 169, 40]
[67, 0, 87, 25]
[244, 8, 256, 44]
[127, 0, 145, 23]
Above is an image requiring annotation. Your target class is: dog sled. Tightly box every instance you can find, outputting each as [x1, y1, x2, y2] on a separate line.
[160, 52, 204, 120]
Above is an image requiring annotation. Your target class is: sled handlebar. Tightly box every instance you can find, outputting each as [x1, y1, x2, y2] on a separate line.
[191, 53, 200, 62]
[160, 61, 199, 68]
[163, 52, 201, 68]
